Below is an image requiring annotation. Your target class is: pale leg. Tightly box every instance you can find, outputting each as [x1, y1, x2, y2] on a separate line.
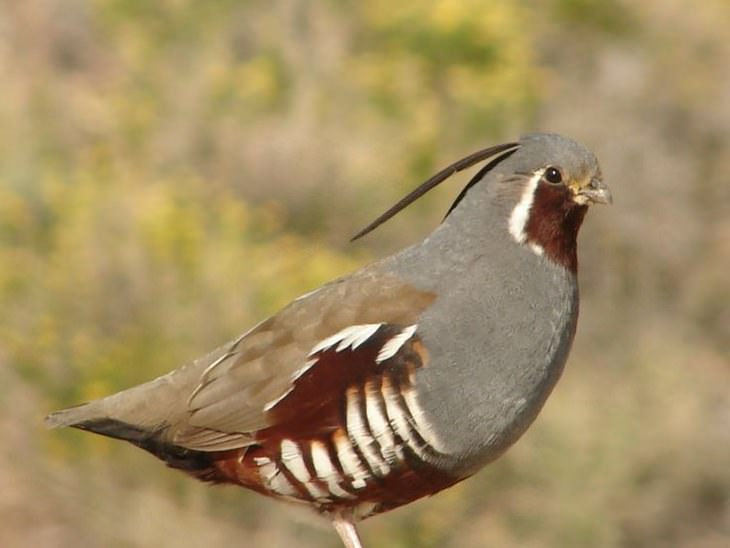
[332, 516, 363, 548]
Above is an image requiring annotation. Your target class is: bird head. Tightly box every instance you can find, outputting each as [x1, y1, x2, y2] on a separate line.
[353, 133, 611, 272]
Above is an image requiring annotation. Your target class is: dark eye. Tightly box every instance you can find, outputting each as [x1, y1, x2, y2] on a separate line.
[544, 166, 563, 184]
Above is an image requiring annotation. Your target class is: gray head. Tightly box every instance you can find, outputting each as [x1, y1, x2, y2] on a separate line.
[354, 132, 611, 272]
[499, 133, 602, 185]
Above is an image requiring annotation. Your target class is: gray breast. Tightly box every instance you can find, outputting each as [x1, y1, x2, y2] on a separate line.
[406, 246, 578, 475]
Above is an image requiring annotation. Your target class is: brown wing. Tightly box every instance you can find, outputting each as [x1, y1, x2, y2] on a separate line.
[169, 269, 435, 451]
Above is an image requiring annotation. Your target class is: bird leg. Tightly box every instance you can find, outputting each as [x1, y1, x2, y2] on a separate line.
[332, 515, 363, 548]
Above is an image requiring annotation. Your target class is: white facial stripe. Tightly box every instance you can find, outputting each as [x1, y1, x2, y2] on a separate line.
[508, 169, 544, 244]
[333, 429, 369, 489]
[310, 440, 355, 499]
[364, 381, 399, 464]
[376, 324, 418, 363]
[402, 386, 449, 453]
[381, 376, 430, 461]
[309, 324, 383, 356]
[346, 386, 390, 477]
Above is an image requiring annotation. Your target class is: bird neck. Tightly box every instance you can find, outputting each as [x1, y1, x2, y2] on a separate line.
[522, 184, 587, 274]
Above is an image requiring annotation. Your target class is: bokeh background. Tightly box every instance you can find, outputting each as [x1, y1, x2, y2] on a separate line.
[1, 1, 728, 546]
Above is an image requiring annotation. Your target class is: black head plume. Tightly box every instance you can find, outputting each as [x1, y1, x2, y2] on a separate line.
[351, 142, 520, 241]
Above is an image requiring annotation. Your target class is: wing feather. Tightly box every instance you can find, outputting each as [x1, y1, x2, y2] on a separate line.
[169, 271, 435, 451]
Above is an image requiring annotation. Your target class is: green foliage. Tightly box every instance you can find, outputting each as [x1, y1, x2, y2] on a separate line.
[351, 1, 538, 137]
[549, 0, 639, 36]
[0, 162, 360, 407]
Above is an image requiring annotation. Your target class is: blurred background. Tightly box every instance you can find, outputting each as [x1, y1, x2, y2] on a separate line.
[1, 1, 728, 546]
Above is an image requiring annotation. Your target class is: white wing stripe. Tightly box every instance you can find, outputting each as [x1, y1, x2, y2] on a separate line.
[309, 324, 383, 356]
[338, 323, 382, 351]
[262, 385, 295, 411]
[376, 324, 418, 363]
[290, 358, 318, 383]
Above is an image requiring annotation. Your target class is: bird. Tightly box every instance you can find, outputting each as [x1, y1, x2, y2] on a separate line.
[46, 132, 611, 548]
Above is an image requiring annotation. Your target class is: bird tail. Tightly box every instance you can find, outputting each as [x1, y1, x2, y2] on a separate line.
[45, 400, 152, 443]
[43, 340, 224, 438]
[43, 356, 204, 443]
[45, 400, 106, 429]
[46, 394, 222, 480]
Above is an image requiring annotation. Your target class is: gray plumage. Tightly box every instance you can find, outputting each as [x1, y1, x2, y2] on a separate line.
[387, 133, 601, 471]
[46, 132, 610, 548]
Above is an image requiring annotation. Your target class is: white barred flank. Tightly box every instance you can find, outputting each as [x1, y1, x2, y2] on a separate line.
[402, 383, 449, 453]
[380, 376, 431, 461]
[343, 376, 449, 485]
[333, 429, 369, 489]
[364, 380, 399, 464]
[246, 321, 453, 503]
[257, 458, 300, 499]
[252, 374, 449, 503]
[346, 386, 390, 476]
[280, 439, 329, 500]
[310, 440, 355, 499]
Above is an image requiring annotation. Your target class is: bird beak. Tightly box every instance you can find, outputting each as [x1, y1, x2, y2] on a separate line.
[575, 177, 612, 205]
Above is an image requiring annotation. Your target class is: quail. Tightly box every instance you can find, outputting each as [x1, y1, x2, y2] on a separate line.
[46, 133, 611, 548]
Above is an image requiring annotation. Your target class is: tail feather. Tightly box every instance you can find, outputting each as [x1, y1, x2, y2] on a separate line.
[71, 417, 155, 443]
[47, 412, 222, 480]
[44, 343, 235, 483]
[45, 400, 164, 444]
[45, 401, 108, 430]
[45, 353, 210, 434]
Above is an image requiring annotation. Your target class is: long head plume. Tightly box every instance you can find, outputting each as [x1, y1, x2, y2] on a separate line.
[351, 142, 521, 241]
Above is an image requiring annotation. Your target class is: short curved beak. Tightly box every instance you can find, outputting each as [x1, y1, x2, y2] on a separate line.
[578, 177, 612, 205]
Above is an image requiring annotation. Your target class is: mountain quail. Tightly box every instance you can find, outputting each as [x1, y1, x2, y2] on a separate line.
[46, 132, 611, 548]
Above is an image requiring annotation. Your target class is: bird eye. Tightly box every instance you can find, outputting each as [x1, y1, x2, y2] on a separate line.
[544, 166, 563, 185]
[544, 166, 563, 184]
